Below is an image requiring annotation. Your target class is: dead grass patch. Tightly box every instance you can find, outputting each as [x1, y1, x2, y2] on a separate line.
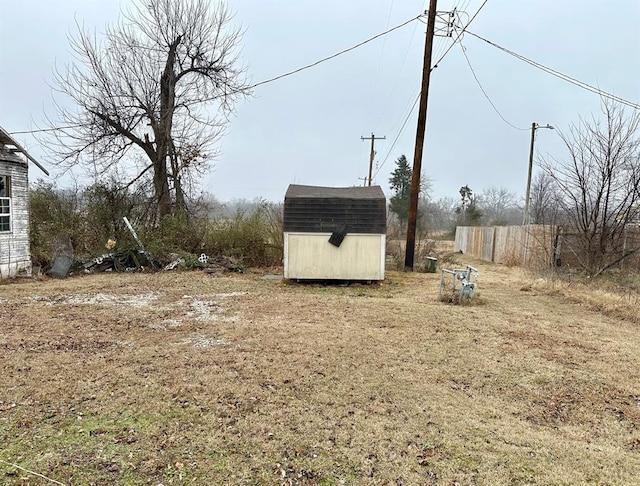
[1, 267, 639, 484]
[531, 276, 640, 325]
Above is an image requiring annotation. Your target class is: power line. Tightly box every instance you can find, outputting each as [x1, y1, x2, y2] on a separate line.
[372, 1, 475, 181]
[361, 0, 396, 134]
[430, 0, 489, 71]
[372, 12, 420, 132]
[428, 6, 455, 62]
[248, 14, 422, 92]
[9, 124, 85, 135]
[11, 14, 424, 136]
[373, 92, 420, 180]
[466, 30, 640, 111]
[459, 42, 528, 131]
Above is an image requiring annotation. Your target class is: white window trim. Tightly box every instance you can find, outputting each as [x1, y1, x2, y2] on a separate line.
[0, 196, 10, 233]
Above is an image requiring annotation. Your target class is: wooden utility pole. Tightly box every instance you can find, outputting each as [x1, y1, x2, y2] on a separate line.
[523, 122, 554, 225]
[523, 122, 537, 226]
[404, 0, 438, 270]
[361, 133, 385, 186]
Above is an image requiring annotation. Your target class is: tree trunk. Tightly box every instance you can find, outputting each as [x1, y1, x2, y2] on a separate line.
[174, 175, 187, 219]
[153, 35, 182, 218]
[152, 157, 172, 218]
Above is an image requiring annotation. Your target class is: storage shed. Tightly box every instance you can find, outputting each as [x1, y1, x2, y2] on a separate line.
[283, 184, 386, 280]
[0, 126, 49, 278]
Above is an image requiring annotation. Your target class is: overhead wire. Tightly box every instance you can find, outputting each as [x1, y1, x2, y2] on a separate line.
[370, 0, 457, 181]
[459, 42, 528, 130]
[367, 0, 467, 136]
[244, 14, 422, 93]
[431, 0, 489, 71]
[361, 0, 395, 134]
[465, 30, 640, 110]
[371, 0, 491, 182]
[10, 124, 85, 135]
[10, 14, 424, 135]
[372, 9, 421, 132]
[366, 0, 434, 179]
[372, 92, 420, 180]
[429, 0, 473, 70]
[428, 0, 459, 64]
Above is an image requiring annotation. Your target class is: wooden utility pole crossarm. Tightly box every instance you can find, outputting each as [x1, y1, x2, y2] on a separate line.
[405, 0, 438, 270]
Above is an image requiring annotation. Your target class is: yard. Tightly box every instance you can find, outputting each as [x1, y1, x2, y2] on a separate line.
[1, 258, 639, 485]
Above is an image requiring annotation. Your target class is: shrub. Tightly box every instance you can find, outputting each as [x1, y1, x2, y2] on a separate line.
[132, 202, 284, 267]
[30, 181, 85, 264]
[30, 183, 284, 268]
[204, 203, 283, 267]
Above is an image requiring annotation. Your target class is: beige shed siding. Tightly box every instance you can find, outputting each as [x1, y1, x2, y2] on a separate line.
[284, 233, 385, 280]
[0, 157, 31, 278]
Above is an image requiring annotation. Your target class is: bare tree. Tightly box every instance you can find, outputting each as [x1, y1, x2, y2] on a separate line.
[529, 172, 561, 225]
[44, 0, 250, 217]
[477, 186, 519, 226]
[542, 99, 640, 275]
[421, 196, 457, 231]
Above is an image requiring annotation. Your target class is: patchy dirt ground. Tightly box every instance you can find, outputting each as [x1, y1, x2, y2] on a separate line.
[1, 259, 639, 485]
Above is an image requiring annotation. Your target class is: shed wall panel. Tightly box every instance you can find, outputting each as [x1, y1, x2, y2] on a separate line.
[284, 233, 385, 280]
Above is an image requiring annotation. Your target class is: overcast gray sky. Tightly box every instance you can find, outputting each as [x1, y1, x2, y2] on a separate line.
[1, 0, 639, 203]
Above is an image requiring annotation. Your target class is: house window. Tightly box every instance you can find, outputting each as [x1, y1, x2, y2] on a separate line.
[0, 175, 10, 232]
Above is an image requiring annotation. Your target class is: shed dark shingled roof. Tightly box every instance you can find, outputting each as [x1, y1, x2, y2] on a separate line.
[284, 184, 386, 234]
[285, 184, 385, 200]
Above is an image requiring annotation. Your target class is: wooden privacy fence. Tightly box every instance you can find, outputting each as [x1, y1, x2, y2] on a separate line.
[455, 225, 640, 269]
[455, 225, 557, 267]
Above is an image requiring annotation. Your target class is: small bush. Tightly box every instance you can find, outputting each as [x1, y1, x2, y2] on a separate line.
[204, 203, 283, 267]
[30, 181, 86, 264]
[385, 218, 437, 271]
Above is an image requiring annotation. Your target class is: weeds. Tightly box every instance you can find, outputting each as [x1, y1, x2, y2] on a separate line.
[30, 183, 284, 268]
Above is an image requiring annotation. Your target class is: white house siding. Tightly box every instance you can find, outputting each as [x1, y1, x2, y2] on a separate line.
[0, 154, 31, 278]
[284, 232, 385, 280]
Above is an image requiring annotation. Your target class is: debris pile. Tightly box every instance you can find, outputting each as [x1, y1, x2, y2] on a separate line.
[83, 249, 153, 273]
[202, 255, 244, 274]
[163, 253, 244, 274]
[78, 251, 244, 275]
[45, 218, 245, 278]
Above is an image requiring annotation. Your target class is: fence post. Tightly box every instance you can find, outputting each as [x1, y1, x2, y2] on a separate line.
[553, 225, 563, 267]
[491, 226, 497, 262]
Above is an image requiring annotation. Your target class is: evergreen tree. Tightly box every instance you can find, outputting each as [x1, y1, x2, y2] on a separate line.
[389, 155, 412, 228]
[456, 185, 482, 225]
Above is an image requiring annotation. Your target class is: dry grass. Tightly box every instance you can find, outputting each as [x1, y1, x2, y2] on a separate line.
[529, 270, 640, 325]
[1, 261, 639, 485]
